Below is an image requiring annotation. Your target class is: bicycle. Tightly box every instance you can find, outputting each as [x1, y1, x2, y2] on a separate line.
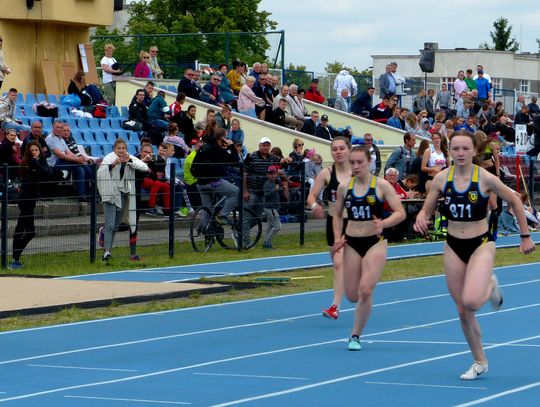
[189, 195, 262, 252]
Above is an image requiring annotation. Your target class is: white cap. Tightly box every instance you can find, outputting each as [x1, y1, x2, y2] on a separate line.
[259, 136, 272, 144]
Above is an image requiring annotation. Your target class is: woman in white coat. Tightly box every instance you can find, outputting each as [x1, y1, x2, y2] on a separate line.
[97, 138, 149, 261]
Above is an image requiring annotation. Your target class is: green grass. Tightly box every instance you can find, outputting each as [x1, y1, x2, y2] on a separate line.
[1, 245, 539, 332]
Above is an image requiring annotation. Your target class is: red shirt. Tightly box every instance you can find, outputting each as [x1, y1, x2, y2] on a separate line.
[305, 86, 325, 104]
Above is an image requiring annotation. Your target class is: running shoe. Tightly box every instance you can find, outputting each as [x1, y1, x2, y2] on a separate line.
[102, 251, 112, 261]
[322, 304, 339, 320]
[348, 336, 362, 351]
[145, 208, 161, 217]
[489, 275, 504, 311]
[460, 361, 488, 380]
[98, 226, 104, 248]
[177, 207, 190, 218]
[130, 254, 141, 261]
[8, 260, 23, 270]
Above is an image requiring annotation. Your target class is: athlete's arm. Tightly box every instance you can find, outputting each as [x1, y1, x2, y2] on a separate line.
[331, 180, 349, 254]
[306, 166, 330, 218]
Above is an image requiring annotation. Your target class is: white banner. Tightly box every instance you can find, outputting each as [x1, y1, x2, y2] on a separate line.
[515, 124, 529, 155]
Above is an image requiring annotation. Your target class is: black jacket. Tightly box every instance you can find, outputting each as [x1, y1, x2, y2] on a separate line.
[192, 140, 239, 185]
[177, 78, 200, 100]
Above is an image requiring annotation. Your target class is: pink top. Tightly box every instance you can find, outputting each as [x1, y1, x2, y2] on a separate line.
[237, 84, 264, 112]
[134, 61, 152, 78]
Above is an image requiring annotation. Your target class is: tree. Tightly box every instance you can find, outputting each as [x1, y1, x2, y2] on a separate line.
[479, 17, 519, 52]
[92, 0, 277, 78]
[283, 63, 313, 90]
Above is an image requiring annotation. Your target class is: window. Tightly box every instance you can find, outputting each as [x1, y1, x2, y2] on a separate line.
[520, 80, 530, 93]
[491, 78, 503, 96]
[441, 77, 456, 92]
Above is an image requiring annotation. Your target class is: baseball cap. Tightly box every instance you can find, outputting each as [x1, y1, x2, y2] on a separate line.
[312, 78, 319, 83]
[321, 114, 329, 121]
[267, 165, 280, 173]
[259, 136, 272, 144]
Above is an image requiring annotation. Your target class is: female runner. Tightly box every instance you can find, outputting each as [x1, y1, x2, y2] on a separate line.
[306, 136, 351, 319]
[332, 145, 406, 349]
[414, 129, 535, 379]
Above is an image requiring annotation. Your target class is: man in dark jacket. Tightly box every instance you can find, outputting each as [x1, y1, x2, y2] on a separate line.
[178, 104, 198, 146]
[267, 98, 287, 127]
[128, 89, 149, 130]
[351, 87, 374, 116]
[315, 114, 338, 141]
[177, 68, 200, 100]
[301, 111, 319, 136]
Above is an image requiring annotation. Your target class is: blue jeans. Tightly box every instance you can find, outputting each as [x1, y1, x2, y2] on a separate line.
[148, 119, 169, 131]
[54, 160, 93, 197]
[197, 179, 238, 220]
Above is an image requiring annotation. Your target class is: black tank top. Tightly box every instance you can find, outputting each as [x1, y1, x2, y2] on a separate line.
[440, 165, 489, 222]
[324, 164, 340, 203]
[344, 176, 384, 221]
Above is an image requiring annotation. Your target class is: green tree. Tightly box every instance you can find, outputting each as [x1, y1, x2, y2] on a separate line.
[284, 63, 313, 90]
[92, 0, 277, 78]
[480, 17, 519, 52]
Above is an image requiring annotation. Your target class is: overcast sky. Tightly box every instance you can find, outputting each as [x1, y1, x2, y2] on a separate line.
[259, 0, 540, 73]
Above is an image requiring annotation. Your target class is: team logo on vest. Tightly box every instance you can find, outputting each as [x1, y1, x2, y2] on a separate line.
[345, 196, 351, 208]
[468, 191, 478, 203]
[367, 195, 376, 205]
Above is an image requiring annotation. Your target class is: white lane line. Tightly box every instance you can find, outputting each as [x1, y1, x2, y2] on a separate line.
[0, 291, 453, 366]
[193, 372, 309, 380]
[27, 364, 137, 372]
[64, 395, 190, 404]
[365, 381, 487, 390]
[210, 333, 540, 407]
[366, 339, 540, 348]
[1, 308, 539, 404]
[453, 381, 540, 406]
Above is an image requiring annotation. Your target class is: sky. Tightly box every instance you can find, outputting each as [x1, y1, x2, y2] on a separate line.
[259, 0, 540, 73]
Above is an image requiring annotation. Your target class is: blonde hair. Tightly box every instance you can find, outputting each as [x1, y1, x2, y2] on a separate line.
[139, 50, 150, 60]
[104, 43, 115, 52]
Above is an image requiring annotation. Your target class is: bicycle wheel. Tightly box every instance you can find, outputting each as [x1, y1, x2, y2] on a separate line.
[189, 207, 214, 252]
[216, 208, 262, 250]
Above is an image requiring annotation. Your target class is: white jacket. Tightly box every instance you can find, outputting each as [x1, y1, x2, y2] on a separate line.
[333, 70, 358, 97]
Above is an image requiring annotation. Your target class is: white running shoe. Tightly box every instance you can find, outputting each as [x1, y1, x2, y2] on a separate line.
[489, 275, 504, 311]
[460, 361, 488, 380]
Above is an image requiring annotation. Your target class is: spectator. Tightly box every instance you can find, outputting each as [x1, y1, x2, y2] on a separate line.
[252, 73, 272, 121]
[287, 138, 305, 182]
[216, 64, 236, 104]
[301, 110, 319, 136]
[405, 112, 419, 134]
[134, 50, 152, 78]
[161, 142, 193, 217]
[215, 105, 232, 131]
[130, 81, 154, 108]
[164, 122, 190, 158]
[515, 105, 531, 125]
[412, 89, 426, 114]
[100, 44, 122, 105]
[97, 138, 149, 261]
[22, 121, 51, 158]
[249, 62, 262, 81]
[368, 95, 392, 124]
[495, 115, 516, 142]
[515, 95, 526, 114]
[363, 133, 381, 176]
[268, 98, 287, 127]
[435, 83, 451, 110]
[287, 84, 308, 121]
[473, 64, 492, 84]
[390, 62, 406, 97]
[269, 75, 280, 97]
[147, 90, 170, 132]
[226, 118, 243, 144]
[139, 144, 170, 217]
[387, 106, 403, 129]
[226, 60, 245, 95]
[464, 69, 476, 90]
[456, 98, 473, 119]
[183, 136, 203, 209]
[9, 141, 56, 269]
[177, 68, 200, 100]
[193, 127, 239, 225]
[195, 108, 216, 132]
[315, 114, 338, 141]
[453, 71, 467, 104]
[379, 64, 396, 99]
[528, 96, 540, 117]
[202, 74, 224, 107]
[237, 76, 265, 118]
[0, 88, 31, 135]
[0, 35, 11, 90]
[242, 137, 291, 248]
[305, 78, 325, 104]
[0, 128, 21, 166]
[296, 88, 309, 117]
[416, 117, 431, 139]
[148, 46, 163, 79]
[351, 87, 374, 116]
[475, 70, 491, 102]
[67, 71, 92, 106]
[127, 88, 148, 131]
[273, 85, 304, 131]
[63, 123, 96, 164]
[476, 99, 496, 123]
[262, 165, 282, 249]
[333, 69, 357, 105]
[45, 120, 93, 201]
[169, 92, 186, 122]
[179, 104, 198, 145]
[384, 132, 416, 180]
[334, 88, 349, 112]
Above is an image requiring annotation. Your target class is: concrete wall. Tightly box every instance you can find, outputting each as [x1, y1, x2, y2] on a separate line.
[0, 0, 114, 94]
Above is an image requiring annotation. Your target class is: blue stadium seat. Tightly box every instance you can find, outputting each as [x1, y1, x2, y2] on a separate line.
[40, 117, 53, 133]
[76, 117, 90, 130]
[90, 144, 103, 157]
[109, 106, 121, 118]
[71, 131, 85, 145]
[93, 131, 108, 144]
[99, 118, 113, 131]
[25, 93, 36, 105]
[127, 144, 138, 155]
[57, 106, 70, 118]
[103, 130, 117, 144]
[377, 140, 384, 145]
[66, 117, 78, 130]
[36, 94, 47, 103]
[102, 144, 114, 155]
[121, 106, 129, 118]
[81, 130, 97, 145]
[48, 94, 59, 104]
[168, 85, 177, 93]
[126, 131, 140, 145]
[110, 118, 124, 131]
[16, 93, 25, 104]
[88, 118, 101, 131]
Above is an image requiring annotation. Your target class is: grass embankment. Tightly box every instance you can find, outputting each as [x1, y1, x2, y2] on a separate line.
[2, 237, 539, 332]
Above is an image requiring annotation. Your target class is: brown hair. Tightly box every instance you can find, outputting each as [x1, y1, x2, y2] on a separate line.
[350, 145, 371, 161]
[330, 136, 351, 149]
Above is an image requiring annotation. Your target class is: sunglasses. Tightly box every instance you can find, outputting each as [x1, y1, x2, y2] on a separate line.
[143, 57, 150, 59]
